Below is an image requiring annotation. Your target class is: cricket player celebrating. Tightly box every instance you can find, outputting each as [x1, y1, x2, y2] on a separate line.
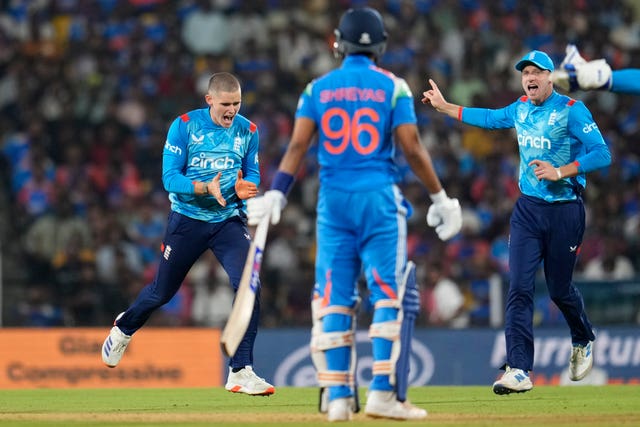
[423, 50, 611, 394]
[248, 7, 462, 421]
[101, 72, 275, 396]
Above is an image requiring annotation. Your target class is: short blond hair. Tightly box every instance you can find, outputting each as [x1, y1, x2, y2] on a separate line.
[208, 72, 240, 94]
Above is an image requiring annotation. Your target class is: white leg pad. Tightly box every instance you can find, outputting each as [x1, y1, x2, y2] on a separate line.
[311, 297, 358, 412]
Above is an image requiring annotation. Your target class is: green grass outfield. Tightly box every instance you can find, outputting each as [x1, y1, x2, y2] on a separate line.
[0, 385, 639, 426]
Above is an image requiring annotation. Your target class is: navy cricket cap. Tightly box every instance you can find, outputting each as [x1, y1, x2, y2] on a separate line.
[515, 50, 555, 72]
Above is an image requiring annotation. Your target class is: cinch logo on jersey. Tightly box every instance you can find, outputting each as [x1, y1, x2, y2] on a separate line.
[164, 141, 183, 155]
[319, 87, 386, 103]
[583, 122, 598, 133]
[517, 132, 551, 149]
[190, 154, 235, 170]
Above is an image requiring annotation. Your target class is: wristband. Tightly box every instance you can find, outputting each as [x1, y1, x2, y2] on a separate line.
[555, 168, 562, 180]
[429, 189, 447, 204]
[271, 171, 294, 195]
[193, 181, 207, 195]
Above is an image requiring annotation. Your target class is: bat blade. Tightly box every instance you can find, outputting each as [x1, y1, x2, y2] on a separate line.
[220, 213, 270, 358]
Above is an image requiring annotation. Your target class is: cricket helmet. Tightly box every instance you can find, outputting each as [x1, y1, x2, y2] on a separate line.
[333, 7, 388, 59]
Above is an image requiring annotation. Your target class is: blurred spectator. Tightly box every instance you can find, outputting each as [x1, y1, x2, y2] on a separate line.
[126, 200, 166, 264]
[51, 229, 96, 297]
[94, 215, 144, 286]
[13, 284, 65, 327]
[420, 260, 469, 328]
[17, 150, 56, 217]
[1, 1, 639, 327]
[181, 0, 230, 55]
[23, 191, 93, 279]
[581, 236, 636, 281]
[55, 142, 94, 215]
[189, 252, 234, 328]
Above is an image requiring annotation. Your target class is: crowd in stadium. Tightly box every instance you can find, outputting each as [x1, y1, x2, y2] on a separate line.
[1, 0, 639, 329]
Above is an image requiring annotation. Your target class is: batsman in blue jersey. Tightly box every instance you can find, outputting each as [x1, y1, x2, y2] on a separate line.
[247, 7, 461, 422]
[101, 72, 276, 396]
[423, 50, 612, 395]
[552, 43, 640, 95]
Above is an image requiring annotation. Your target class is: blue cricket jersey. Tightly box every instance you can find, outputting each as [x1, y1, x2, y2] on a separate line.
[461, 91, 611, 202]
[295, 55, 416, 191]
[161, 108, 260, 222]
[611, 69, 640, 95]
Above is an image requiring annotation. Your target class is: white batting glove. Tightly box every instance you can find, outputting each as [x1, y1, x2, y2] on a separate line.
[551, 44, 612, 92]
[246, 190, 287, 226]
[426, 190, 462, 241]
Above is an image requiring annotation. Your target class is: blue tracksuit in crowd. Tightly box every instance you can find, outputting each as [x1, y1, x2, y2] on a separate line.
[461, 90, 611, 371]
[115, 107, 261, 369]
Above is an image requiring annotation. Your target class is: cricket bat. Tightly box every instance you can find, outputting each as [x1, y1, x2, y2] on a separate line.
[220, 212, 271, 358]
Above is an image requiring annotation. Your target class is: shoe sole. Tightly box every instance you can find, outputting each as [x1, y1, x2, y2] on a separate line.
[225, 386, 275, 396]
[569, 349, 594, 381]
[493, 384, 532, 395]
[365, 411, 397, 420]
[328, 409, 353, 422]
[364, 406, 427, 420]
[328, 414, 352, 421]
[365, 411, 426, 420]
[569, 363, 593, 381]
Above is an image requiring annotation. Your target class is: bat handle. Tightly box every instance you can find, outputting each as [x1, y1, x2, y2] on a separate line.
[253, 211, 271, 243]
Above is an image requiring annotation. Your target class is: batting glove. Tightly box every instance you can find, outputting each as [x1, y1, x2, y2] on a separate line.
[551, 44, 612, 92]
[426, 190, 462, 241]
[247, 190, 287, 226]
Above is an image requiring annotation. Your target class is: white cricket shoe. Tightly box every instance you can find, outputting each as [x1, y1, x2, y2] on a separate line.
[492, 366, 533, 395]
[225, 366, 275, 396]
[364, 390, 427, 420]
[327, 397, 353, 422]
[102, 322, 131, 368]
[551, 44, 612, 92]
[569, 341, 594, 381]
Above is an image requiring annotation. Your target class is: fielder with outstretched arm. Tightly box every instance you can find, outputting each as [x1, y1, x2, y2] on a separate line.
[423, 50, 611, 395]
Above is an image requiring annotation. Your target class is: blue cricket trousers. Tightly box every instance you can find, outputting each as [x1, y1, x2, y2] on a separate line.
[506, 195, 595, 372]
[115, 211, 259, 369]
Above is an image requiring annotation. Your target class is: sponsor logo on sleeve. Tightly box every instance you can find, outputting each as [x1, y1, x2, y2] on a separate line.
[583, 122, 598, 133]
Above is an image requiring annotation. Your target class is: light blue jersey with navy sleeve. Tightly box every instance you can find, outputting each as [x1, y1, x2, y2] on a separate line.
[295, 55, 416, 191]
[461, 91, 611, 202]
[162, 108, 260, 222]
